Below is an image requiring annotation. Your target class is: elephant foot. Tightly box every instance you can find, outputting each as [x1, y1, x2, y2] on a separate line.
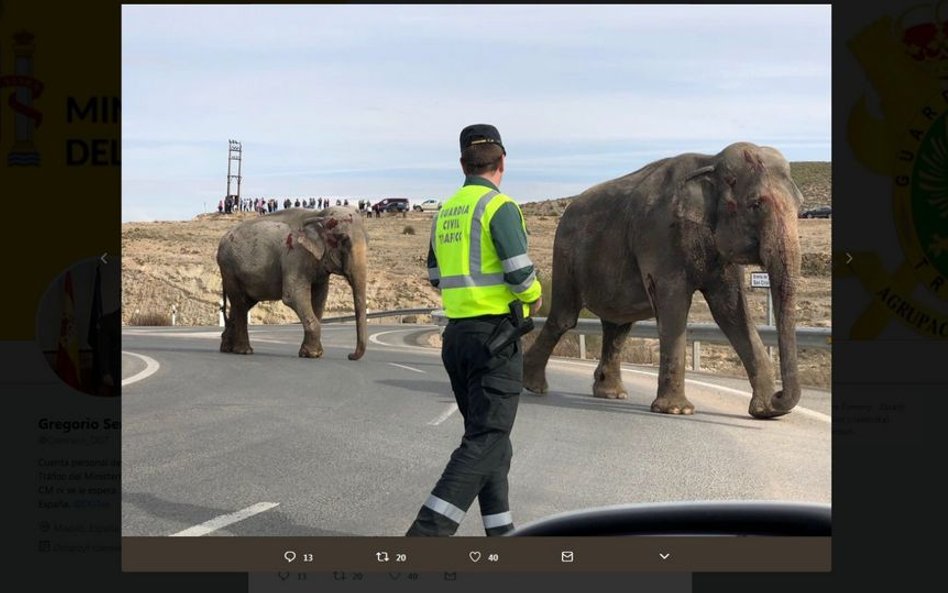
[748, 397, 792, 419]
[220, 329, 235, 352]
[593, 368, 627, 399]
[522, 366, 549, 395]
[592, 382, 628, 399]
[230, 343, 253, 355]
[650, 395, 694, 415]
[299, 344, 324, 358]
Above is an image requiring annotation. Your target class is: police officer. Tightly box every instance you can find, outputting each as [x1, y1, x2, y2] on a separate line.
[406, 124, 542, 537]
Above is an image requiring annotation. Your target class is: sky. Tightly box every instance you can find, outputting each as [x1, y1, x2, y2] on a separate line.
[121, 4, 831, 223]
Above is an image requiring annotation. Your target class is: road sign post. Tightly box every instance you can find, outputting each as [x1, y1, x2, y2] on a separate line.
[750, 272, 774, 359]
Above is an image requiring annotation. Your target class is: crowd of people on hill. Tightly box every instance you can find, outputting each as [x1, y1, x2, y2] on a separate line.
[217, 195, 396, 218]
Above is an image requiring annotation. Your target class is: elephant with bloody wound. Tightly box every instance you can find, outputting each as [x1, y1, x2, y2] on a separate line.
[522, 142, 804, 419]
[217, 206, 368, 360]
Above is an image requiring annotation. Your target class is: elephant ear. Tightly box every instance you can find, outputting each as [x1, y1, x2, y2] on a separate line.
[675, 163, 719, 229]
[683, 165, 715, 182]
[296, 219, 327, 260]
[300, 213, 354, 262]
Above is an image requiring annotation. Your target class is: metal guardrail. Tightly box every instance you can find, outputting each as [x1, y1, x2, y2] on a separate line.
[429, 311, 830, 349]
[319, 307, 829, 371]
[320, 308, 439, 324]
[301, 306, 832, 373]
[430, 311, 829, 370]
[575, 319, 831, 350]
[321, 308, 830, 349]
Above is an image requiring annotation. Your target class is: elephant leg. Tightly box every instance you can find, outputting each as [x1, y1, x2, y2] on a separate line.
[219, 278, 238, 353]
[649, 278, 694, 415]
[701, 269, 778, 418]
[220, 299, 235, 352]
[593, 320, 631, 399]
[226, 292, 256, 355]
[311, 277, 329, 320]
[220, 315, 235, 352]
[283, 285, 323, 358]
[523, 286, 580, 395]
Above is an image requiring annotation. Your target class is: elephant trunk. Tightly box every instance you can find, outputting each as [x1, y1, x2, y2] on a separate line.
[347, 239, 368, 361]
[759, 206, 802, 417]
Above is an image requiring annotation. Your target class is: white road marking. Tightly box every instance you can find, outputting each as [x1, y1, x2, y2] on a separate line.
[124, 330, 222, 338]
[388, 362, 425, 374]
[123, 330, 287, 344]
[428, 404, 459, 426]
[122, 351, 161, 386]
[369, 328, 445, 354]
[169, 502, 280, 537]
[369, 329, 419, 346]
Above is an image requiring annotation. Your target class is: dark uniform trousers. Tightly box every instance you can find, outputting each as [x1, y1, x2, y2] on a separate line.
[406, 316, 522, 536]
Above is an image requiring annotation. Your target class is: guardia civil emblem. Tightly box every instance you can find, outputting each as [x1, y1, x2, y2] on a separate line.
[845, 0, 948, 338]
[0, 30, 43, 166]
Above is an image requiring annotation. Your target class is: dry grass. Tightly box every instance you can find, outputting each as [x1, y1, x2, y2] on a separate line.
[127, 310, 171, 326]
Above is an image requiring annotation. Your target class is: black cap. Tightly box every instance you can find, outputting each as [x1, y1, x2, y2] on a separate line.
[460, 124, 505, 155]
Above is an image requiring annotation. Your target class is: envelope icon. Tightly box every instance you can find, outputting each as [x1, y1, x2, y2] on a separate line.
[561, 551, 574, 563]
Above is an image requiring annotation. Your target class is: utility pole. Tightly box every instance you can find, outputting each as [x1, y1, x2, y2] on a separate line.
[226, 139, 242, 205]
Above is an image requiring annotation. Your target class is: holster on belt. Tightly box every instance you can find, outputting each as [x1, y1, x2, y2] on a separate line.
[485, 301, 536, 357]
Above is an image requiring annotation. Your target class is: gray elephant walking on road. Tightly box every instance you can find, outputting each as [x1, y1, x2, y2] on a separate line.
[522, 142, 804, 419]
[217, 206, 368, 360]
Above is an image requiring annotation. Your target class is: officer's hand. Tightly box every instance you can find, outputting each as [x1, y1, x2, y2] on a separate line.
[529, 297, 542, 316]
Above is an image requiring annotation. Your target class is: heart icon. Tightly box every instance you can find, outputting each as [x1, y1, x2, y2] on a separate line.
[469, 551, 481, 563]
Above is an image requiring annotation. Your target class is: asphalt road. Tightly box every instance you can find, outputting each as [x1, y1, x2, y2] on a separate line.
[121, 323, 831, 537]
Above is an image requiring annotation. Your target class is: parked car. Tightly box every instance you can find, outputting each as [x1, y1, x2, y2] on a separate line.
[800, 206, 831, 219]
[372, 198, 410, 214]
[413, 199, 442, 212]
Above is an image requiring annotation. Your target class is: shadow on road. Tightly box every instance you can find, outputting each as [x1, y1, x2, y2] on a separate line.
[519, 390, 764, 430]
[373, 379, 760, 430]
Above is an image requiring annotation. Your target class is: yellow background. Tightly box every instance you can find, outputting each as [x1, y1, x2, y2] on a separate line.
[2, 0, 120, 338]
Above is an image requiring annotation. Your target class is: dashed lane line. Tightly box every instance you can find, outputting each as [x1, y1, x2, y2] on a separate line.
[428, 404, 459, 426]
[388, 362, 426, 374]
[169, 502, 280, 537]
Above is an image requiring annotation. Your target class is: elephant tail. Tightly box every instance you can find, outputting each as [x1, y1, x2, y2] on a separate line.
[221, 287, 227, 320]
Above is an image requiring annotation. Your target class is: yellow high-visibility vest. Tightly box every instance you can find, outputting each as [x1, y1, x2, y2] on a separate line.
[430, 186, 539, 318]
